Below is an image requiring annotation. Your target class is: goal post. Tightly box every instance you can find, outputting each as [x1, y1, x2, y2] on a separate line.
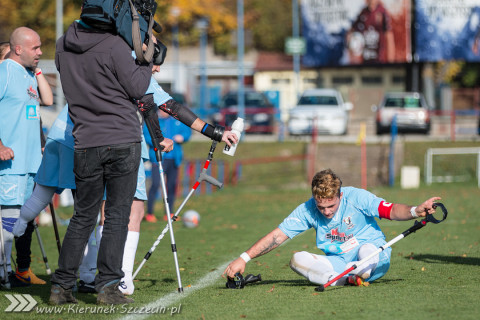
[425, 147, 480, 188]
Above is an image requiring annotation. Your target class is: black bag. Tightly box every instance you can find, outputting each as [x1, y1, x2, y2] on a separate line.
[80, 0, 159, 63]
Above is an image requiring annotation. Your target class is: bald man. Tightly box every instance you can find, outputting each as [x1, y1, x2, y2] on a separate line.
[0, 27, 52, 288]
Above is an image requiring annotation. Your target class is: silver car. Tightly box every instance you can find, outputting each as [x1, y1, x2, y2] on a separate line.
[374, 92, 431, 135]
[288, 89, 353, 135]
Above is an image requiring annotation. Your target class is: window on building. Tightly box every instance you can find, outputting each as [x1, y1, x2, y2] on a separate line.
[272, 78, 291, 84]
[361, 76, 383, 85]
[392, 75, 405, 84]
[303, 78, 317, 84]
[332, 76, 353, 85]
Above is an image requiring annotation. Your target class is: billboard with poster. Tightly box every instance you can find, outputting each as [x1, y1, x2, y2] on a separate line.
[301, 0, 411, 67]
[415, 0, 480, 62]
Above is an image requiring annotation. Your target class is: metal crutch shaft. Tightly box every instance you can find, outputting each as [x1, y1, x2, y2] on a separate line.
[33, 220, 52, 275]
[143, 109, 184, 292]
[158, 158, 184, 292]
[49, 202, 62, 253]
[133, 141, 222, 280]
[0, 210, 10, 288]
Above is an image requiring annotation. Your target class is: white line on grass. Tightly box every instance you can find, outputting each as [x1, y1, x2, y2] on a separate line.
[118, 261, 230, 320]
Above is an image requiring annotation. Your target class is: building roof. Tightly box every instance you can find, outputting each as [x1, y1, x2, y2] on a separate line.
[255, 51, 294, 72]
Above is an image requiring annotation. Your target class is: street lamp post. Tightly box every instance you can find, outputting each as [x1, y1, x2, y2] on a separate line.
[171, 7, 181, 93]
[292, 0, 301, 100]
[56, 0, 64, 111]
[196, 18, 209, 119]
[237, 0, 245, 120]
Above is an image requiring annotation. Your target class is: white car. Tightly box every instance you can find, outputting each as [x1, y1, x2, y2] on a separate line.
[373, 92, 431, 135]
[288, 89, 353, 135]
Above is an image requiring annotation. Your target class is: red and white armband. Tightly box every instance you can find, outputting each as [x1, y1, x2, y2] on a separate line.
[378, 201, 393, 220]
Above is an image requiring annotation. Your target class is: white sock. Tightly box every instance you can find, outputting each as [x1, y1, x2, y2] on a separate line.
[78, 229, 98, 283]
[119, 231, 139, 295]
[0, 207, 18, 278]
[0, 241, 12, 279]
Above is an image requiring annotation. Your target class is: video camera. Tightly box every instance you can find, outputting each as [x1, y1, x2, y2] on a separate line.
[81, 0, 164, 63]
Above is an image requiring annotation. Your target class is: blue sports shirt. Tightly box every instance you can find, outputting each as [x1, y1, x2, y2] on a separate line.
[278, 187, 388, 258]
[0, 59, 42, 174]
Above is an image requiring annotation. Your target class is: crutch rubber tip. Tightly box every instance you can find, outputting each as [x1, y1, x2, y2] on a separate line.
[46, 269, 52, 275]
[315, 285, 325, 292]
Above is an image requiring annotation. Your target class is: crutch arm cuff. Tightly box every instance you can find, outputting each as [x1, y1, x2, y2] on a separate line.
[201, 123, 224, 142]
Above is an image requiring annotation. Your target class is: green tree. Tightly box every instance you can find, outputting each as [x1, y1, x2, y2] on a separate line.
[0, 0, 81, 59]
[246, 0, 293, 52]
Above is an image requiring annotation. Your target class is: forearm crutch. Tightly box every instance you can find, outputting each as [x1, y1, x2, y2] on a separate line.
[33, 220, 52, 275]
[143, 111, 185, 293]
[48, 202, 62, 253]
[316, 203, 448, 292]
[0, 210, 10, 288]
[133, 141, 223, 281]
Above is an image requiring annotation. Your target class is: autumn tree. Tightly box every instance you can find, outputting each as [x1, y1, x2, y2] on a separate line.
[0, 0, 295, 58]
[0, 0, 82, 58]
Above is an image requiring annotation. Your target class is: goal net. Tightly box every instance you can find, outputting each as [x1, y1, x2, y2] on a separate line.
[425, 147, 480, 188]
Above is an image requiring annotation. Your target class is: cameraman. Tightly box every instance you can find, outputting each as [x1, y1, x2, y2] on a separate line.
[50, 18, 171, 305]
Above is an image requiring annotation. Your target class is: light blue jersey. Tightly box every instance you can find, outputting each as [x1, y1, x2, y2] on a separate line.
[0, 59, 42, 174]
[47, 104, 75, 149]
[146, 77, 172, 105]
[279, 187, 389, 260]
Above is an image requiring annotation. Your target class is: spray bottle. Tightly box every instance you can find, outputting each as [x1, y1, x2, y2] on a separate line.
[223, 117, 244, 156]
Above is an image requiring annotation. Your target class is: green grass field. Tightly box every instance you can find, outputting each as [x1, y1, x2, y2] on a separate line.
[1, 141, 479, 319]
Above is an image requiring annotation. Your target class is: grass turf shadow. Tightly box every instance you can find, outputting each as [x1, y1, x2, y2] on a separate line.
[405, 254, 480, 266]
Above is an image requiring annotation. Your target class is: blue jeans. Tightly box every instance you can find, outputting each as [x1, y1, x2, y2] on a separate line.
[51, 142, 141, 290]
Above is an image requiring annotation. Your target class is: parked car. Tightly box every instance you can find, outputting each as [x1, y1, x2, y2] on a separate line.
[373, 92, 431, 135]
[216, 90, 276, 134]
[287, 89, 353, 135]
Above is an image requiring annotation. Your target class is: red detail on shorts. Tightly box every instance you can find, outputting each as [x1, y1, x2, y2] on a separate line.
[378, 201, 393, 220]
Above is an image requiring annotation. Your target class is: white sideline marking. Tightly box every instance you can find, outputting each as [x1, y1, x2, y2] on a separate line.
[119, 261, 230, 320]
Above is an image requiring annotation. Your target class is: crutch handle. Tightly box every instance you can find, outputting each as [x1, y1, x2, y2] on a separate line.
[199, 171, 223, 188]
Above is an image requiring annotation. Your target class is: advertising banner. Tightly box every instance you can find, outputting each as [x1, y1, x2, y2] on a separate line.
[415, 0, 480, 62]
[301, 0, 411, 67]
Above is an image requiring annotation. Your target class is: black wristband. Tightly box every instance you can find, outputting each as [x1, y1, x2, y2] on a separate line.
[201, 123, 224, 142]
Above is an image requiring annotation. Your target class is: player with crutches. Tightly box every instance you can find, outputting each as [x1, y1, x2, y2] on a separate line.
[133, 139, 224, 280]
[224, 169, 445, 289]
[137, 90, 239, 292]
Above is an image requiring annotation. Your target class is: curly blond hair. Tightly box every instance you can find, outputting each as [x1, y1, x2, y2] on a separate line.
[311, 169, 342, 199]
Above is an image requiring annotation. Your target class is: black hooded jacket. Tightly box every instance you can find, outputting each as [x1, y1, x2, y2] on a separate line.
[55, 21, 152, 148]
